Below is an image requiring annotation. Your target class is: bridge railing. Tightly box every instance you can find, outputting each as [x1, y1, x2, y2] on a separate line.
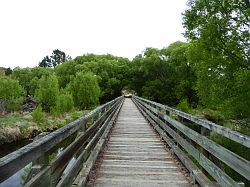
[0, 96, 124, 186]
[133, 96, 250, 187]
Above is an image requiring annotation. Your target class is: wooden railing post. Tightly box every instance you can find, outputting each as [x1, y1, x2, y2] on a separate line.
[79, 121, 87, 133]
[200, 127, 210, 176]
[200, 126, 225, 179]
[24, 132, 50, 185]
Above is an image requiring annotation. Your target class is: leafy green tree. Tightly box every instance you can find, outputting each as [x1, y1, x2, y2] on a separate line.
[12, 67, 52, 95]
[39, 49, 71, 67]
[29, 67, 53, 95]
[52, 91, 74, 115]
[39, 56, 52, 68]
[129, 44, 197, 106]
[162, 42, 198, 106]
[183, 0, 249, 66]
[129, 48, 177, 104]
[54, 60, 77, 88]
[31, 105, 45, 123]
[183, 0, 250, 117]
[35, 74, 59, 112]
[12, 68, 33, 94]
[68, 72, 100, 109]
[73, 54, 130, 103]
[50, 49, 69, 67]
[0, 77, 25, 111]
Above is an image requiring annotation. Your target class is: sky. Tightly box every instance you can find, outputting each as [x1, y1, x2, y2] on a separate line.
[0, 0, 188, 68]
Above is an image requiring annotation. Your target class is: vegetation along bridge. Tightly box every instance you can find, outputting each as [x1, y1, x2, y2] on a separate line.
[0, 96, 249, 187]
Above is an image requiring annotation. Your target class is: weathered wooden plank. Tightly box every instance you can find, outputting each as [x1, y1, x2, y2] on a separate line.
[98, 165, 178, 173]
[137, 99, 250, 181]
[134, 100, 213, 187]
[50, 101, 118, 180]
[94, 179, 191, 187]
[24, 166, 51, 187]
[24, 98, 123, 187]
[71, 101, 123, 187]
[97, 171, 187, 181]
[93, 99, 192, 187]
[134, 99, 242, 187]
[24, 133, 50, 185]
[134, 96, 250, 148]
[56, 101, 123, 187]
[0, 96, 123, 183]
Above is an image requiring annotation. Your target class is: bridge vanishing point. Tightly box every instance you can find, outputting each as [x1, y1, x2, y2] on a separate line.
[0, 96, 249, 187]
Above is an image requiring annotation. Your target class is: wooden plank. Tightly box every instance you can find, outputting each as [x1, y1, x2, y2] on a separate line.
[134, 96, 250, 148]
[0, 96, 123, 183]
[57, 98, 124, 187]
[71, 99, 124, 187]
[50, 101, 119, 181]
[134, 99, 213, 187]
[24, 166, 51, 187]
[25, 100, 122, 186]
[137, 99, 250, 181]
[93, 99, 192, 187]
[94, 179, 191, 187]
[134, 99, 242, 187]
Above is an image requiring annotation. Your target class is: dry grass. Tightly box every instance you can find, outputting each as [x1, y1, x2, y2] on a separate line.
[0, 126, 21, 145]
[0, 109, 88, 145]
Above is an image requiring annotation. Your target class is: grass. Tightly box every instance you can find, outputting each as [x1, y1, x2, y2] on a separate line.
[0, 110, 88, 145]
[0, 114, 28, 126]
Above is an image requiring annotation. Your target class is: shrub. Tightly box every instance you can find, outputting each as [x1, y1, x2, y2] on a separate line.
[202, 109, 225, 123]
[68, 72, 100, 109]
[52, 92, 74, 116]
[0, 77, 25, 112]
[176, 99, 190, 113]
[31, 106, 45, 123]
[35, 74, 59, 112]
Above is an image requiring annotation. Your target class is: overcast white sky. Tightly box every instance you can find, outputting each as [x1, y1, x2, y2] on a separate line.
[0, 0, 188, 68]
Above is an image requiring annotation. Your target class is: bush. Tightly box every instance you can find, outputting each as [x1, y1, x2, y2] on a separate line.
[202, 109, 225, 123]
[35, 74, 59, 112]
[0, 77, 25, 112]
[176, 99, 190, 113]
[52, 92, 74, 116]
[68, 72, 100, 109]
[31, 106, 45, 123]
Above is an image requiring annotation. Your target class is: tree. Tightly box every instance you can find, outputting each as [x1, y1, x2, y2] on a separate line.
[73, 54, 130, 103]
[183, 0, 250, 117]
[161, 42, 198, 106]
[67, 72, 100, 109]
[12, 67, 52, 95]
[12, 68, 33, 94]
[0, 77, 25, 112]
[52, 91, 74, 115]
[50, 49, 68, 67]
[183, 0, 249, 66]
[39, 49, 71, 67]
[129, 45, 196, 106]
[54, 60, 77, 88]
[35, 74, 59, 112]
[39, 56, 52, 67]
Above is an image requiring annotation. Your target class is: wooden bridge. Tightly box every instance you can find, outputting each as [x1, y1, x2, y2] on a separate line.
[0, 96, 249, 187]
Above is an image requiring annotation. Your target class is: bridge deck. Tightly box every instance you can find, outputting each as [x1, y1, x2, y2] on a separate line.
[93, 98, 191, 187]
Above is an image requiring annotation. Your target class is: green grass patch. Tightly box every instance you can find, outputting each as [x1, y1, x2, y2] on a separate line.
[0, 109, 89, 145]
[0, 114, 27, 126]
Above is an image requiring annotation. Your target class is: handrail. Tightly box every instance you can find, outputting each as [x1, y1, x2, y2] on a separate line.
[133, 96, 250, 187]
[135, 96, 250, 148]
[0, 96, 124, 184]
